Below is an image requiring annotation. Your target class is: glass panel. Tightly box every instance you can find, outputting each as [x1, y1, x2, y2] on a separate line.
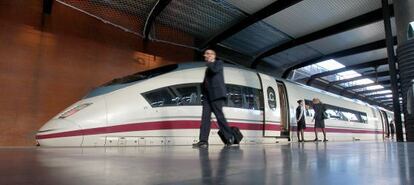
[304, 99, 367, 123]
[143, 83, 263, 110]
[171, 84, 201, 105]
[243, 87, 261, 110]
[227, 85, 243, 108]
[342, 112, 360, 122]
[326, 109, 346, 121]
[143, 88, 175, 107]
[361, 113, 368, 123]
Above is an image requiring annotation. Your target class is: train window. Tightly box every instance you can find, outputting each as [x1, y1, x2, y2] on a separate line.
[243, 87, 262, 110]
[342, 112, 360, 122]
[170, 84, 201, 105]
[142, 88, 175, 107]
[226, 85, 243, 108]
[326, 109, 345, 121]
[143, 83, 262, 110]
[361, 113, 368, 123]
[143, 83, 202, 107]
[304, 99, 367, 123]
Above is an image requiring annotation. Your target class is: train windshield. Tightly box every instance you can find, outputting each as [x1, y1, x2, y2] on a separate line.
[83, 64, 178, 99]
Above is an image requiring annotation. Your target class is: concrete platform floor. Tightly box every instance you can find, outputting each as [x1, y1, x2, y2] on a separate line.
[0, 141, 412, 185]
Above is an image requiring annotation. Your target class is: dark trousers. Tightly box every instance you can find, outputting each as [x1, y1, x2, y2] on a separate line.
[199, 99, 232, 142]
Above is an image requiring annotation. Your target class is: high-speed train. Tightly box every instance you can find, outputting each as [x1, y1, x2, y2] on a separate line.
[36, 63, 395, 147]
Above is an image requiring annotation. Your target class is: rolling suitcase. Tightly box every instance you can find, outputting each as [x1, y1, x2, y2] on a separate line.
[218, 126, 243, 145]
[231, 127, 243, 144]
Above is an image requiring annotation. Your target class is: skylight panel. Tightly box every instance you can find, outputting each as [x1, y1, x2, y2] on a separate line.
[315, 59, 344, 70]
[338, 70, 361, 79]
[353, 79, 374, 85]
[366, 85, 384, 90]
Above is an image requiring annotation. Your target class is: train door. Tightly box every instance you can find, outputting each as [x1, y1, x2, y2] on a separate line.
[277, 81, 290, 137]
[258, 73, 281, 137]
[380, 110, 390, 138]
[378, 109, 386, 139]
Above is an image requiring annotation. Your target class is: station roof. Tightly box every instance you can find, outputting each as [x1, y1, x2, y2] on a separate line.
[54, 0, 398, 110]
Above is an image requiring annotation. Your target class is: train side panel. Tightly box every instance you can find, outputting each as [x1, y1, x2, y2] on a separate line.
[99, 67, 274, 146]
[283, 80, 383, 141]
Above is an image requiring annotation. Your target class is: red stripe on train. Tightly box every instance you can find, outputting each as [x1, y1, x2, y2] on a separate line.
[36, 120, 280, 140]
[36, 120, 382, 140]
[292, 126, 383, 134]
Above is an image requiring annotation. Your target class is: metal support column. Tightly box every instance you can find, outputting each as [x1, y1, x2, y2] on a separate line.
[382, 0, 403, 142]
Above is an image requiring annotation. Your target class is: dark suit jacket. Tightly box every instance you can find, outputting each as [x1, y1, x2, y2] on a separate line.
[296, 106, 305, 124]
[202, 60, 227, 101]
[312, 103, 326, 121]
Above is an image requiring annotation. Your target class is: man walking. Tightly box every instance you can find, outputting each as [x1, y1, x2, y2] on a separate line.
[192, 49, 234, 148]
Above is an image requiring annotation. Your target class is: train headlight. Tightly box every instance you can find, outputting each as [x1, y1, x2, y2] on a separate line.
[58, 103, 93, 119]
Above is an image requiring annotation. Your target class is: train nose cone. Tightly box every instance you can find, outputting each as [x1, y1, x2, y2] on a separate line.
[36, 119, 83, 147]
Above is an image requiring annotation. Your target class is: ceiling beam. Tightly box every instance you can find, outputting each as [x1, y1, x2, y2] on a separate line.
[365, 92, 393, 98]
[281, 37, 397, 78]
[373, 96, 393, 101]
[330, 71, 389, 85]
[360, 88, 392, 95]
[143, 0, 172, 40]
[252, 5, 394, 67]
[343, 79, 391, 91]
[306, 58, 388, 85]
[384, 100, 402, 104]
[381, 99, 399, 103]
[202, 0, 303, 49]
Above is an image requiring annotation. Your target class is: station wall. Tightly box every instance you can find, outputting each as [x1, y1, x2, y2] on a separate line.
[0, 0, 195, 146]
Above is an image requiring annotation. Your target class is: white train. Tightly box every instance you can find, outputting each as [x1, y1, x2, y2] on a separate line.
[36, 63, 394, 146]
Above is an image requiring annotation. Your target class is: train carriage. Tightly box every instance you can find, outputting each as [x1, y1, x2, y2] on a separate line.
[36, 63, 393, 147]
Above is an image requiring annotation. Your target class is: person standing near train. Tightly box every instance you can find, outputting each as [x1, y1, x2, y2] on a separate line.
[312, 98, 328, 142]
[192, 49, 234, 148]
[296, 100, 306, 142]
[389, 120, 395, 140]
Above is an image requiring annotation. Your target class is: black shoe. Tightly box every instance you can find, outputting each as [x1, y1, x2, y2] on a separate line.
[323, 139, 328, 142]
[192, 141, 208, 149]
[313, 139, 319, 142]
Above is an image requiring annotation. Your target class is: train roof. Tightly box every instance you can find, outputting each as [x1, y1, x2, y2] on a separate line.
[82, 62, 243, 99]
[82, 62, 382, 109]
